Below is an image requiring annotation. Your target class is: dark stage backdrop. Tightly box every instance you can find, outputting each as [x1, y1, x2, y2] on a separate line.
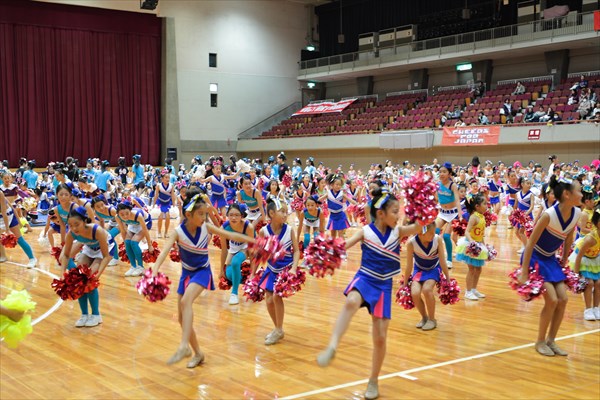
[0, 0, 162, 166]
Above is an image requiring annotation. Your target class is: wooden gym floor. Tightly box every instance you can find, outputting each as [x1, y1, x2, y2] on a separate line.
[1, 216, 599, 400]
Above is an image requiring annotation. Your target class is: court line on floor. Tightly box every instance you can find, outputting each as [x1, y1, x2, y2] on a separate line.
[3, 261, 64, 326]
[282, 328, 600, 400]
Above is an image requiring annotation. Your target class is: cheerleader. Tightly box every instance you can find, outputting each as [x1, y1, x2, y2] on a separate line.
[43, 183, 85, 252]
[91, 196, 121, 266]
[177, 186, 189, 220]
[325, 174, 354, 238]
[290, 183, 307, 224]
[200, 161, 239, 217]
[435, 162, 462, 269]
[534, 183, 557, 225]
[60, 207, 114, 327]
[576, 187, 595, 238]
[299, 172, 313, 194]
[569, 205, 600, 320]
[219, 204, 255, 305]
[153, 190, 255, 367]
[404, 223, 451, 331]
[514, 177, 534, 254]
[345, 179, 361, 227]
[255, 198, 300, 346]
[236, 175, 266, 229]
[520, 175, 582, 356]
[0, 192, 38, 268]
[153, 172, 177, 238]
[297, 195, 325, 249]
[317, 188, 422, 400]
[505, 168, 520, 229]
[116, 201, 153, 277]
[456, 194, 490, 300]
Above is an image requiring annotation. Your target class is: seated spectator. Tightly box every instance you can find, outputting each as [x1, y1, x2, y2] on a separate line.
[478, 112, 490, 125]
[500, 98, 516, 123]
[450, 105, 462, 119]
[439, 113, 447, 127]
[589, 105, 600, 120]
[541, 107, 561, 123]
[471, 81, 485, 99]
[567, 89, 579, 105]
[532, 106, 546, 122]
[578, 94, 593, 119]
[570, 75, 588, 91]
[512, 81, 526, 95]
[524, 105, 535, 122]
[454, 118, 466, 127]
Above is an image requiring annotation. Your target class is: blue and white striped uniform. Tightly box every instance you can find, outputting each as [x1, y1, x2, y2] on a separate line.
[327, 189, 349, 230]
[410, 235, 442, 282]
[157, 182, 173, 213]
[223, 220, 250, 254]
[258, 223, 294, 292]
[209, 175, 227, 208]
[175, 222, 215, 294]
[118, 208, 152, 234]
[71, 224, 115, 259]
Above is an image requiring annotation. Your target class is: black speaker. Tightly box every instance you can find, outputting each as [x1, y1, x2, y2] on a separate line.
[140, 0, 159, 10]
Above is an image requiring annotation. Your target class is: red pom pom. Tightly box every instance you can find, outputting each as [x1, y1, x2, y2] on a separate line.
[452, 218, 468, 236]
[51, 264, 100, 300]
[563, 265, 588, 294]
[212, 235, 222, 249]
[395, 278, 414, 310]
[486, 244, 497, 261]
[248, 236, 285, 265]
[243, 268, 265, 302]
[400, 171, 439, 225]
[50, 246, 63, 264]
[0, 232, 17, 248]
[169, 245, 181, 262]
[304, 235, 346, 278]
[524, 220, 534, 238]
[508, 209, 531, 227]
[291, 196, 305, 212]
[508, 264, 546, 301]
[118, 242, 129, 262]
[135, 268, 171, 302]
[437, 273, 461, 305]
[241, 260, 252, 283]
[274, 268, 306, 298]
[351, 203, 367, 226]
[281, 174, 292, 188]
[465, 241, 482, 257]
[255, 220, 267, 234]
[483, 210, 497, 227]
[218, 275, 232, 290]
[142, 241, 161, 263]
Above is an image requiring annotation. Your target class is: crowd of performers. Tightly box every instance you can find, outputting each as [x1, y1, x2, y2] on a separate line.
[1, 153, 599, 400]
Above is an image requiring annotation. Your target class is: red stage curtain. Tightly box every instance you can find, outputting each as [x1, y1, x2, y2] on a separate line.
[0, 0, 162, 166]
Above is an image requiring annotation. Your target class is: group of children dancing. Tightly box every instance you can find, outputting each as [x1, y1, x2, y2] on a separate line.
[1, 153, 599, 400]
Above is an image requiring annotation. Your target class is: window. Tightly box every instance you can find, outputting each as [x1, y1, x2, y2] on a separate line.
[209, 83, 218, 93]
[210, 93, 218, 107]
[209, 53, 217, 68]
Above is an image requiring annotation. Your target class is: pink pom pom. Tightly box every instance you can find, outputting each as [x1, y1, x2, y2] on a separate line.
[437, 273, 461, 305]
[321, 201, 330, 218]
[305, 235, 346, 278]
[486, 244, 497, 261]
[0, 232, 17, 248]
[452, 218, 468, 236]
[248, 236, 285, 265]
[291, 196, 305, 212]
[274, 268, 306, 298]
[563, 265, 588, 294]
[524, 220, 534, 238]
[508, 209, 530, 227]
[142, 241, 161, 263]
[51, 264, 100, 301]
[400, 171, 439, 225]
[281, 174, 292, 188]
[135, 268, 171, 302]
[243, 268, 265, 302]
[169, 245, 181, 262]
[351, 203, 367, 226]
[465, 241, 482, 257]
[395, 278, 414, 310]
[508, 264, 546, 301]
[241, 260, 252, 283]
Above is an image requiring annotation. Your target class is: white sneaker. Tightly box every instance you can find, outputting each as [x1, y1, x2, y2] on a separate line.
[124, 267, 137, 277]
[75, 315, 88, 327]
[465, 291, 479, 301]
[473, 289, 486, 298]
[26, 258, 38, 269]
[517, 246, 525, 254]
[0, 256, 7, 263]
[447, 261, 453, 269]
[85, 314, 103, 327]
[584, 308, 596, 321]
[132, 267, 145, 277]
[594, 307, 600, 320]
[108, 258, 119, 266]
[228, 294, 239, 305]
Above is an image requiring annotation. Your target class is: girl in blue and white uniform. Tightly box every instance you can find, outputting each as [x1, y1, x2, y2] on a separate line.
[435, 162, 462, 269]
[514, 177, 534, 254]
[326, 174, 354, 238]
[0, 191, 38, 268]
[153, 172, 177, 238]
[236, 174, 266, 229]
[200, 161, 239, 217]
[297, 195, 325, 249]
[116, 201, 153, 277]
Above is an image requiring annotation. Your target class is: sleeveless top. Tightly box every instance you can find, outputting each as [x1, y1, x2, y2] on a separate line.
[579, 228, 600, 258]
[437, 181, 455, 205]
[517, 190, 532, 211]
[327, 189, 345, 213]
[70, 224, 114, 251]
[261, 224, 293, 272]
[240, 189, 259, 209]
[95, 206, 117, 223]
[534, 205, 581, 258]
[118, 208, 151, 227]
[579, 208, 594, 236]
[209, 175, 226, 195]
[157, 182, 173, 203]
[223, 220, 250, 254]
[303, 208, 320, 223]
[541, 198, 557, 211]
[411, 235, 440, 271]
[175, 222, 209, 271]
[488, 179, 501, 195]
[359, 223, 401, 280]
[470, 211, 486, 242]
[57, 203, 76, 224]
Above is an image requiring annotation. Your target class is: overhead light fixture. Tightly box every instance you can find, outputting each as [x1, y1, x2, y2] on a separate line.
[307, 82, 316, 89]
[140, 0, 158, 10]
[306, 44, 316, 52]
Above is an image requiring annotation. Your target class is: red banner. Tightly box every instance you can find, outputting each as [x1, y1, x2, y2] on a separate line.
[293, 99, 356, 116]
[441, 126, 500, 146]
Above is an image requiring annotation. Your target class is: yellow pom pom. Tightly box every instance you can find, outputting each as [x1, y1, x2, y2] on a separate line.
[1, 290, 36, 312]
